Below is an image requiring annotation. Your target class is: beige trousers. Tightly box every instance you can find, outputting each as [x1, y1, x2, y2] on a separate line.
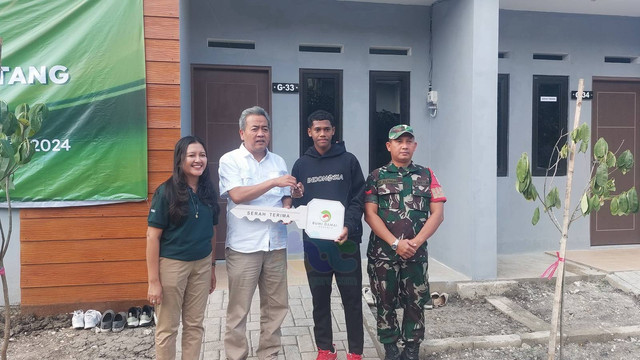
[155, 254, 211, 360]
[224, 248, 288, 360]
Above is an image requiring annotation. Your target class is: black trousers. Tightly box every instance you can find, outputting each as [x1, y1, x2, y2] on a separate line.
[304, 238, 364, 354]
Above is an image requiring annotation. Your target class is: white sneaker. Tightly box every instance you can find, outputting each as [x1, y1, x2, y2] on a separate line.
[71, 310, 84, 329]
[83, 310, 102, 329]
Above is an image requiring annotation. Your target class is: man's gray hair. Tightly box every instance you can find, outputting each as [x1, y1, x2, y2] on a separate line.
[239, 106, 271, 130]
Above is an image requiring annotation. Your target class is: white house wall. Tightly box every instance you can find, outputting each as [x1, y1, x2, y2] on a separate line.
[497, 10, 640, 253]
[429, 0, 499, 279]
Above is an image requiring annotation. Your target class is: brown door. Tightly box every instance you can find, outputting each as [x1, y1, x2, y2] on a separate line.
[192, 65, 271, 259]
[591, 78, 640, 246]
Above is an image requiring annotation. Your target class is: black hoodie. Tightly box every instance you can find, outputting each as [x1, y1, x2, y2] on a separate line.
[292, 141, 365, 242]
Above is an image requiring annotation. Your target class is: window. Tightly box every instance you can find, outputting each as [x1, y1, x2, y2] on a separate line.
[299, 69, 343, 156]
[369, 71, 410, 172]
[532, 75, 568, 176]
[497, 74, 509, 177]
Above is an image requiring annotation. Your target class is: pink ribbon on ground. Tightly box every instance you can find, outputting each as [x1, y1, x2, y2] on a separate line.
[541, 252, 565, 279]
[0, 267, 4, 276]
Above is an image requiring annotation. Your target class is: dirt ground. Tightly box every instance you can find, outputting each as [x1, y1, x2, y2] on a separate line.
[0, 278, 639, 359]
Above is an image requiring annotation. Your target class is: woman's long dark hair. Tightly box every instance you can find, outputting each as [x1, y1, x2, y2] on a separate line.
[159, 136, 220, 225]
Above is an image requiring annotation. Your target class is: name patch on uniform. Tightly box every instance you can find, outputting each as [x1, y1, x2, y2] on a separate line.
[378, 179, 400, 185]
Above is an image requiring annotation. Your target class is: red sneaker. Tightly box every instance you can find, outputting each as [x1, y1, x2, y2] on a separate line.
[316, 347, 337, 360]
[347, 353, 362, 360]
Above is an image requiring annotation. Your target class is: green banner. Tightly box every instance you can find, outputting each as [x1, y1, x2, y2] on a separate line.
[0, 0, 147, 206]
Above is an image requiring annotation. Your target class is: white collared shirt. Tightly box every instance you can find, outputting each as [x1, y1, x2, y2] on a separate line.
[218, 144, 291, 253]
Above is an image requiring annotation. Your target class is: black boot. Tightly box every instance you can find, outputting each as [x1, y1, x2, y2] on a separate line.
[400, 342, 420, 360]
[383, 343, 400, 360]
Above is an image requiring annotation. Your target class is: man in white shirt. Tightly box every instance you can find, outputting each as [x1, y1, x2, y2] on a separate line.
[219, 106, 298, 360]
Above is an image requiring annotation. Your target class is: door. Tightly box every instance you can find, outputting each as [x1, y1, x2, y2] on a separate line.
[369, 71, 409, 172]
[192, 65, 271, 259]
[591, 78, 640, 246]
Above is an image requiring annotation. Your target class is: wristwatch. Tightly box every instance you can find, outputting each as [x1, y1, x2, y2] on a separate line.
[391, 239, 400, 251]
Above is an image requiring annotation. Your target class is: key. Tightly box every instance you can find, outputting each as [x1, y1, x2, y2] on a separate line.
[230, 199, 344, 240]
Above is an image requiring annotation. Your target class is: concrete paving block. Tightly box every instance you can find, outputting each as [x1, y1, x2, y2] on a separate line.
[300, 352, 318, 360]
[565, 326, 613, 343]
[281, 335, 297, 346]
[422, 337, 470, 353]
[293, 317, 314, 327]
[333, 331, 348, 341]
[606, 272, 640, 295]
[289, 286, 302, 299]
[204, 340, 224, 352]
[288, 298, 302, 306]
[297, 334, 315, 352]
[486, 296, 549, 331]
[207, 309, 227, 318]
[203, 350, 220, 360]
[204, 323, 221, 342]
[362, 347, 378, 357]
[457, 280, 518, 299]
[283, 345, 302, 360]
[282, 326, 312, 336]
[290, 304, 307, 319]
[520, 331, 549, 345]
[604, 325, 640, 339]
[472, 334, 521, 349]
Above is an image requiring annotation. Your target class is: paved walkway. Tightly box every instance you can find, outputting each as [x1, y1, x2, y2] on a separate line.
[192, 285, 378, 360]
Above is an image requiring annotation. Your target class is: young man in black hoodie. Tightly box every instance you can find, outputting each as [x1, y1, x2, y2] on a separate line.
[291, 110, 366, 360]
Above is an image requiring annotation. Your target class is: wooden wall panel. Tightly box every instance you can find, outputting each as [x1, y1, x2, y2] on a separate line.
[22, 261, 147, 288]
[145, 39, 179, 62]
[148, 106, 181, 128]
[22, 283, 148, 306]
[143, 0, 179, 17]
[148, 128, 181, 150]
[144, 17, 179, 40]
[20, 202, 148, 219]
[22, 217, 146, 241]
[147, 61, 180, 84]
[21, 0, 180, 315]
[147, 84, 180, 107]
[149, 171, 171, 193]
[21, 239, 146, 265]
[149, 150, 174, 172]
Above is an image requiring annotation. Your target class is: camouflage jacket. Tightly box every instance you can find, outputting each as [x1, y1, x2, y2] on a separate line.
[365, 162, 445, 262]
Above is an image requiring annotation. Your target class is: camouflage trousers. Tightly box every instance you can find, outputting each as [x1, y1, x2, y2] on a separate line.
[367, 259, 429, 344]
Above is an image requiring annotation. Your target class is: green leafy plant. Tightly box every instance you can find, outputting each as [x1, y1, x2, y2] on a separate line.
[515, 80, 637, 360]
[0, 100, 48, 360]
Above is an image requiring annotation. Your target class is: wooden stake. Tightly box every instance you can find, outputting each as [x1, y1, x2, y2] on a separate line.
[547, 79, 584, 360]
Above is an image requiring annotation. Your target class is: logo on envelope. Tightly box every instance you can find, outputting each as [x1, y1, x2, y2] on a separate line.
[320, 210, 331, 222]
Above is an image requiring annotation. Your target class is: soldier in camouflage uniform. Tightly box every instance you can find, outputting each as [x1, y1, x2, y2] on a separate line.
[364, 124, 446, 360]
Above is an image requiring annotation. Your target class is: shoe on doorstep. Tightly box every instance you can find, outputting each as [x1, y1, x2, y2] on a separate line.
[400, 342, 420, 360]
[346, 353, 362, 360]
[71, 310, 84, 329]
[139, 305, 154, 327]
[316, 345, 337, 360]
[383, 343, 400, 360]
[112, 312, 127, 332]
[100, 310, 115, 332]
[83, 310, 102, 330]
[127, 306, 141, 328]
